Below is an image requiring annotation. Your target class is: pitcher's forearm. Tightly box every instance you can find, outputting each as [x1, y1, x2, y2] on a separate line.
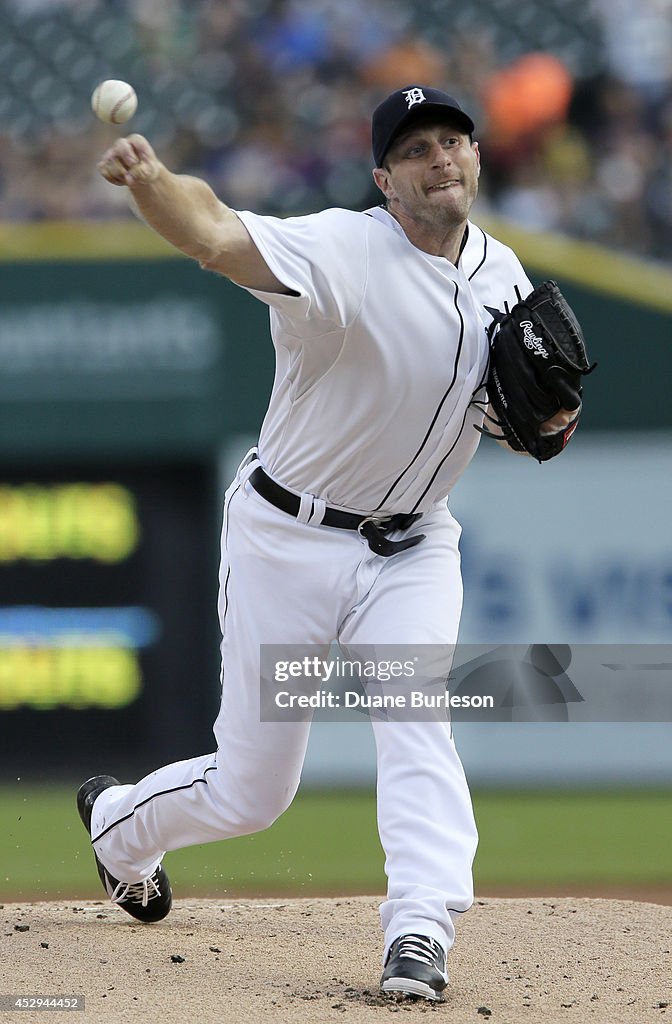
[98, 132, 234, 263]
[128, 166, 236, 264]
[98, 133, 286, 291]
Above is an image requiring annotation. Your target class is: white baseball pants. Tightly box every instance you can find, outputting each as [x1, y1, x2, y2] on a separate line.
[91, 455, 478, 955]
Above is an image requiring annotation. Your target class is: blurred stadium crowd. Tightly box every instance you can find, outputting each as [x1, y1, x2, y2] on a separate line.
[1, 0, 672, 260]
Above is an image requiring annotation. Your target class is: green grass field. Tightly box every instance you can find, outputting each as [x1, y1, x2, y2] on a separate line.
[1, 786, 670, 902]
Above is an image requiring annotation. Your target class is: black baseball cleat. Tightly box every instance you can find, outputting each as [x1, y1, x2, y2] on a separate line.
[380, 934, 448, 1001]
[77, 775, 172, 924]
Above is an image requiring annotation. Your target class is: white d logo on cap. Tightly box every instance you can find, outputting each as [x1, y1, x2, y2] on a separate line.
[402, 88, 426, 109]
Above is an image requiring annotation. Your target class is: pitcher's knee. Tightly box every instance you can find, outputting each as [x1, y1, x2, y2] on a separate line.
[208, 758, 300, 835]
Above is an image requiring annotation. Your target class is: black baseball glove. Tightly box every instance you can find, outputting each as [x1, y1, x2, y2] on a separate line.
[481, 280, 596, 462]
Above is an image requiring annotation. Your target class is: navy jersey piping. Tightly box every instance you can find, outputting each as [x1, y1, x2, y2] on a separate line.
[410, 404, 472, 513]
[221, 481, 241, 628]
[91, 764, 219, 844]
[467, 227, 488, 281]
[372, 280, 465, 511]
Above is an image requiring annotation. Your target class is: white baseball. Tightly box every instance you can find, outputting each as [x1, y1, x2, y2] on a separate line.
[91, 80, 138, 125]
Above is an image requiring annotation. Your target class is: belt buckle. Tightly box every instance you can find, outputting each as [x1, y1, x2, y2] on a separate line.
[357, 515, 391, 537]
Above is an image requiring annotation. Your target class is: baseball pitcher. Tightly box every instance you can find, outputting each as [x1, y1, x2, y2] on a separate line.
[77, 85, 592, 1001]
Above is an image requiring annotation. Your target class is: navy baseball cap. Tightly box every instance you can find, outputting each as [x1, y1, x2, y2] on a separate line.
[372, 85, 475, 167]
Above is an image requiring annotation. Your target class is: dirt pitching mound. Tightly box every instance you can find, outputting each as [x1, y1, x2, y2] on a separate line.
[2, 897, 670, 1023]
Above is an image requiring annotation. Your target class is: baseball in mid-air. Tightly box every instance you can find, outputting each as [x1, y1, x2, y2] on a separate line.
[91, 80, 138, 125]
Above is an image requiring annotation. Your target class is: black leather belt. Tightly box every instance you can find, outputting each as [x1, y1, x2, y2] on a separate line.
[248, 466, 425, 557]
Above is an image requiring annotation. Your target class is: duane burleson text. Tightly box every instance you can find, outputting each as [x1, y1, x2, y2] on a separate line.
[274, 691, 494, 709]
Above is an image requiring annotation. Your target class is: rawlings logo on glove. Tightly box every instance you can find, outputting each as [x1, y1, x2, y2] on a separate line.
[480, 281, 597, 462]
[520, 321, 548, 358]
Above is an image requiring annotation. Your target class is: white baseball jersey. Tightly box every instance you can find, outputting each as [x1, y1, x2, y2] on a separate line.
[236, 205, 532, 515]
